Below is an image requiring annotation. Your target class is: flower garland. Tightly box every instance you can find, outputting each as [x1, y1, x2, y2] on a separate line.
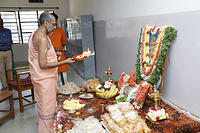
[135, 81, 153, 103]
[118, 71, 136, 89]
[135, 25, 177, 85]
[141, 26, 164, 76]
[54, 104, 65, 133]
[131, 81, 153, 109]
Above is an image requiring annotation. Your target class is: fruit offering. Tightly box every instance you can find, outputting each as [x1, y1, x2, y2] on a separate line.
[95, 84, 119, 99]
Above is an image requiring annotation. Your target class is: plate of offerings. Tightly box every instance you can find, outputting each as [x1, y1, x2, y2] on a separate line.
[63, 99, 86, 111]
[58, 82, 81, 95]
[73, 54, 88, 61]
[73, 48, 95, 61]
[146, 107, 168, 122]
[82, 78, 100, 92]
[79, 93, 94, 99]
[95, 80, 119, 99]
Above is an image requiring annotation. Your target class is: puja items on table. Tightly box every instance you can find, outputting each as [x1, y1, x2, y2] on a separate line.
[101, 102, 150, 133]
[94, 66, 119, 99]
[115, 71, 138, 103]
[67, 116, 107, 133]
[146, 107, 168, 122]
[63, 99, 86, 111]
[131, 81, 153, 109]
[145, 85, 168, 122]
[95, 84, 119, 99]
[82, 78, 99, 92]
[73, 48, 95, 61]
[58, 82, 81, 95]
[116, 71, 154, 109]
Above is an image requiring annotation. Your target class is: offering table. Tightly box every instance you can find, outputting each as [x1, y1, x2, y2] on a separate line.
[56, 93, 200, 133]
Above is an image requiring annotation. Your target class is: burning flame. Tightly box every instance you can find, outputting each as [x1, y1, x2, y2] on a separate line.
[82, 48, 95, 56]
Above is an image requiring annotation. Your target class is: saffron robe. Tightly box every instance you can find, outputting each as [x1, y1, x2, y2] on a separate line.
[28, 32, 58, 133]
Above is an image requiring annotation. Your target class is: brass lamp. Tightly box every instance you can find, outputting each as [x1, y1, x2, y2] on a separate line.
[149, 85, 161, 109]
[105, 66, 112, 80]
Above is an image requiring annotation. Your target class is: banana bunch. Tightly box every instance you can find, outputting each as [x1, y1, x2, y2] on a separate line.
[95, 85, 118, 99]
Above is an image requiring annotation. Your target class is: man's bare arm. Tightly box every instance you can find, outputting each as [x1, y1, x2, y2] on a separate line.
[37, 37, 74, 69]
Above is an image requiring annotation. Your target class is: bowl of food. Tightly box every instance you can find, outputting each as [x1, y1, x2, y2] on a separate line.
[82, 78, 100, 92]
[63, 99, 86, 111]
[58, 82, 81, 95]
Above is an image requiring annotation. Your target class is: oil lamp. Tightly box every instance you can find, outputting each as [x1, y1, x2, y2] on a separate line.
[105, 66, 112, 80]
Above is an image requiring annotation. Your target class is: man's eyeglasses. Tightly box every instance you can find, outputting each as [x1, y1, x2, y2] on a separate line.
[49, 22, 57, 26]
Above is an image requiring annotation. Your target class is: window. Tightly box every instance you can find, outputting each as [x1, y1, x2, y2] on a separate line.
[0, 10, 53, 44]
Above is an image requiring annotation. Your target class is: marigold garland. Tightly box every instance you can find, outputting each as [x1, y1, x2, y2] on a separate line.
[135, 25, 177, 86]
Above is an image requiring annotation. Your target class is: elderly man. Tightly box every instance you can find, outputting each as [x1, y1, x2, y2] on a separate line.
[28, 12, 75, 133]
[48, 12, 68, 86]
[0, 18, 13, 90]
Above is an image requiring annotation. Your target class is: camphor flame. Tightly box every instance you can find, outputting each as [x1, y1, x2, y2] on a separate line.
[82, 48, 95, 56]
[73, 48, 95, 60]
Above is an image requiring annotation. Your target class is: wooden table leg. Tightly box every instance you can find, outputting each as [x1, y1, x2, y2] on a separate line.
[9, 95, 15, 119]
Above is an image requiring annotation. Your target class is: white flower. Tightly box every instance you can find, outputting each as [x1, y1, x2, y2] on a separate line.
[123, 74, 130, 83]
[96, 84, 102, 89]
[58, 124, 63, 129]
[141, 74, 145, 78]
[147, 108, 168, 121]
[104, 80, 114, 88]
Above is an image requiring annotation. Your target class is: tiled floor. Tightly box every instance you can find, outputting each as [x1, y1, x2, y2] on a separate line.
[0, 66, 85, 133]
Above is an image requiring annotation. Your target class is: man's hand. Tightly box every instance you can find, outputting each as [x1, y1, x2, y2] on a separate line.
[64, 58, 75, 64]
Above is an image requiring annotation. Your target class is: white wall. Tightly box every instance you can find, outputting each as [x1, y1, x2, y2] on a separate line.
[0, 0, 69, 62]
[69, 0, 200, 21]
